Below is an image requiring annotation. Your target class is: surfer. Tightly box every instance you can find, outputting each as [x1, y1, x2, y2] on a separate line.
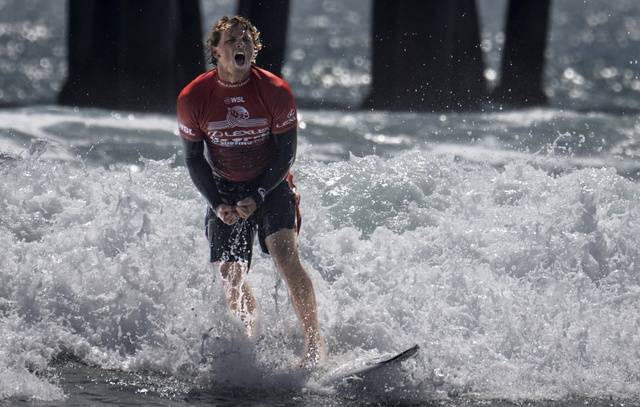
[177, 15, 326, 368]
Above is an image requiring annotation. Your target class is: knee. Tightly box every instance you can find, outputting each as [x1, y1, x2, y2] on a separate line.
[275, 256, 313, 290]
[218, 262, 246, 285]
[271, 239, 307, 275]
[267, 232, 298, 266]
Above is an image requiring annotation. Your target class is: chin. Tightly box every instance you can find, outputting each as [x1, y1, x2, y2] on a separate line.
[236, 65, 251, 75]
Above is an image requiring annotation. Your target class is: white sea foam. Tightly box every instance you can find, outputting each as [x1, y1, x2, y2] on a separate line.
[1, 107, 640, 404]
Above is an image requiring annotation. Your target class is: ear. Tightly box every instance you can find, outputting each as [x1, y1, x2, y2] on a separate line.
[212, 48, 220, 58]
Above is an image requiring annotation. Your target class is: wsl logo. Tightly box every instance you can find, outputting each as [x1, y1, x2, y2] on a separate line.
[178, 122, 195, 136]
[224, 96, 245, 104]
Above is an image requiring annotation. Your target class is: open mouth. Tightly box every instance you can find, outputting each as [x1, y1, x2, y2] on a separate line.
[234, 53, 246, 66]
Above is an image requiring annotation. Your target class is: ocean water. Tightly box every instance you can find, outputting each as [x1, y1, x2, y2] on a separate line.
[2, 0, 640, 406]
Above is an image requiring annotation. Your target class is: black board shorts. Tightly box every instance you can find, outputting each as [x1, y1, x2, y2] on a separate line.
[204, 180, 298, 268]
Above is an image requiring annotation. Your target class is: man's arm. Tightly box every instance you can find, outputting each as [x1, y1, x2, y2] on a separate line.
[181, 137, 223, 210]
[251, 127, 297, 206]
[236, 127, 297, 219]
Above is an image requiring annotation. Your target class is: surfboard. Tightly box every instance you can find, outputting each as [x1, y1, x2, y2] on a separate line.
[319, 344, 419, 385]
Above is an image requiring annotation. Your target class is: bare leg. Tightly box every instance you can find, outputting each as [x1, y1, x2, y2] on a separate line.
[217, 261, 258, 337]
[265, 229, 326, 367]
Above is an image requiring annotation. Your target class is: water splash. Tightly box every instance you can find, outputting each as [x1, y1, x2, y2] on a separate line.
[2, 125, 640, 404]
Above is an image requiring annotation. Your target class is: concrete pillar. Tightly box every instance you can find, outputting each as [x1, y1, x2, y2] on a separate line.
[364, 0, 486, 111]
[59, 0, 204, 113]
[492, 0, 551, 107]
[237, 0, 290, 78]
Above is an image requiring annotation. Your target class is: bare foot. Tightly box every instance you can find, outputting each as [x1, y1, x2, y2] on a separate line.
[297, 332, 327, 369]
[243, 316, 257, 338]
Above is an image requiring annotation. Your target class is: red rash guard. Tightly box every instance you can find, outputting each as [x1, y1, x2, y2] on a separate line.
[177, 67, 298, 182]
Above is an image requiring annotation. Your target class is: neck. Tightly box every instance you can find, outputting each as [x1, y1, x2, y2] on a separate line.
[217, 69, 251, 84]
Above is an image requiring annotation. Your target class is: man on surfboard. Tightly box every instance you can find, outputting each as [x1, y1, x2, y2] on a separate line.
[177, 15, 326, 368]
